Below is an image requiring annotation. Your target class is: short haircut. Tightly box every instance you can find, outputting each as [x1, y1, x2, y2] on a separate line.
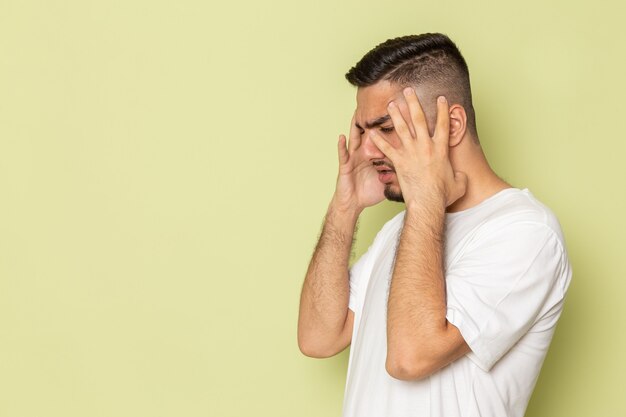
[345, 33, 478, 140]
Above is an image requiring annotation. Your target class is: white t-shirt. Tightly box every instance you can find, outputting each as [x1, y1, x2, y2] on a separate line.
[343, 187, 572, 417]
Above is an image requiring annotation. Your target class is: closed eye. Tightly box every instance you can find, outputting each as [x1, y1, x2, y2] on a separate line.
[380, 126, 394, 133]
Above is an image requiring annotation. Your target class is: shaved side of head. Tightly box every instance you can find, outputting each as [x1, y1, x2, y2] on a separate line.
[345, 33, 479, 142]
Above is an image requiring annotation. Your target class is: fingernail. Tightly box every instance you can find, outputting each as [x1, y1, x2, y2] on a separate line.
[438, 95, 446, 103]
[403, 87, 413, 96]
[388, 101, 396, 108]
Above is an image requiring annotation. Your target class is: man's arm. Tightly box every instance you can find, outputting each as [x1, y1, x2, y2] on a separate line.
[385, 197, 470, 380]
[297, 113, 385, 358]
[369, 89, 470, 380]
[297, 202, 358, 358]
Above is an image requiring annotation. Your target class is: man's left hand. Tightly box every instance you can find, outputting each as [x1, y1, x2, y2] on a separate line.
[369, 87, 468, 209]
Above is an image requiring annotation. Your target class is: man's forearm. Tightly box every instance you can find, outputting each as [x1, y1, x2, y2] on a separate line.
[297, 201, 360, 357]
[386, 196, 448, 369]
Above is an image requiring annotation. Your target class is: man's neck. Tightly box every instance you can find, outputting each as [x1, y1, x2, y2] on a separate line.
[445, 148, 513, 214]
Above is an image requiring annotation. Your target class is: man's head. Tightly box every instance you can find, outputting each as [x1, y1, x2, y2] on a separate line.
[345, 33, 479, 202]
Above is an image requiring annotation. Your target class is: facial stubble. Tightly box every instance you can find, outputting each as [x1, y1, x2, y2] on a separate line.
[384, 184, 405, 203]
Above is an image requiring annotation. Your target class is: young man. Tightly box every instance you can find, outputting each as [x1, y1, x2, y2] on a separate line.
[297, 33, 572, 417]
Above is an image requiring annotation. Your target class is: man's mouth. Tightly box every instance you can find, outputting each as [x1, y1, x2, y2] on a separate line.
[372, 161, 396, 183]
[378, 172, 395, 183]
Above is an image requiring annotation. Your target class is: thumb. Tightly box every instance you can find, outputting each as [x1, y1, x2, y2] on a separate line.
[337, 134, 349, 165]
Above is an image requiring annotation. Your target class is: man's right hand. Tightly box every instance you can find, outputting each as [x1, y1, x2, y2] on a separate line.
[299, 112, 381, 358]
[331, 112, 386, 214]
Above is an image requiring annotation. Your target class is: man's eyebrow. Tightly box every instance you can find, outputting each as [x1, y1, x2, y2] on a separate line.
[355, 114, 391, 130]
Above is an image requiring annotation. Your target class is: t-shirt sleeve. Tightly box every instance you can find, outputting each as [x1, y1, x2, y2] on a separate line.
[445, 221, 570, 372]
[348, 245, 372, 313]
[348, 210, 406, 314]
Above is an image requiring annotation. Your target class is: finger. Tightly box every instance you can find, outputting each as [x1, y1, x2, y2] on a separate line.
[396, 100, 416, 138]
[387, 101, 413, 145]
[337, 134, 349, 165]
[369, 130, 396, 161]
[348, 112, 361, 153]
[434, 96, 450, 145]
[403, 87, 430, 140]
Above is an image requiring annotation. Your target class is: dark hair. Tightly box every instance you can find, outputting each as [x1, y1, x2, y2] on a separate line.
[345, 33, 478, 140]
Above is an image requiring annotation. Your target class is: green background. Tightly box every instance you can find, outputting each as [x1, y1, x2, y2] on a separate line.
[1, 0, 624, 416]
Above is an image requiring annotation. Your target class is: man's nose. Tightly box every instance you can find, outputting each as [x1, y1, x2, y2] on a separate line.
[361, 130, 385, 159]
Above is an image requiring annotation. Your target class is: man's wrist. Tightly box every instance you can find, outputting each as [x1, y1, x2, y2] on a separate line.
[404, 187, 447, 213]
[328, 196, 363, 222]
[320, 199, 360, 250]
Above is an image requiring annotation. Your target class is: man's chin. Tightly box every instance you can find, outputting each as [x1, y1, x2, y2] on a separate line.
[384, 185, 404, 203]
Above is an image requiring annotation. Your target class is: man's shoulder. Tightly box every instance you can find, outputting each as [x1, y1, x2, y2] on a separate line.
[487, 188, 562, 233]
[469, 188, 567, 249]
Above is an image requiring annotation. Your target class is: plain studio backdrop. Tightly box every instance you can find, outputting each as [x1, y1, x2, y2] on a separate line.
[1, 0, 624, 416]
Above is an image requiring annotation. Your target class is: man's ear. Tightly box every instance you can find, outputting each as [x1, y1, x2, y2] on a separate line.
[449, 104, 467, 147]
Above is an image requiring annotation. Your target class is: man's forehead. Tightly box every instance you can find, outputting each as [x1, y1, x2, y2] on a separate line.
[355, 81, 407, 127]
[354, 81, 435, 128]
